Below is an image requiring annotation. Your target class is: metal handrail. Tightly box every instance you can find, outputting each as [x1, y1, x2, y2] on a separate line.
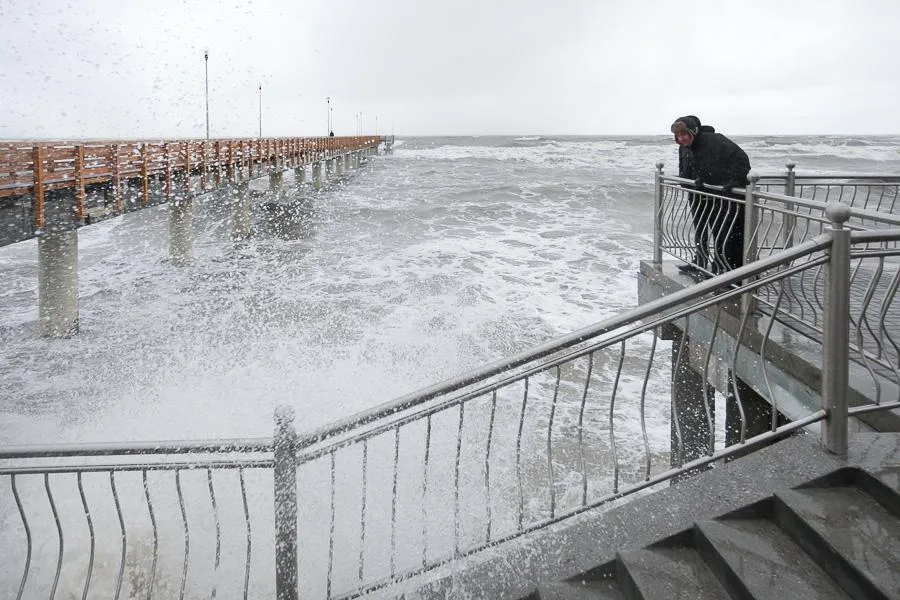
[0, 437, 273, 460]
[3, 163, 900, 599]
[663, 173, 900, 228]
[293, 234, 833, 455]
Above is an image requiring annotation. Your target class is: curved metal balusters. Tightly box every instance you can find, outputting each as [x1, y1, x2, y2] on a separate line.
[360, 438, 369, 581]
[420, 418, 429, 569]
[110, 472, 126, 600]
[546, 366, 561, 518]
[609, 341, 625, 494]
[701, 309, 721, 450]
[484, 391, 497, 542]
[453, 405, 464, 557]
[577, 353, 594, 506]
[729, 300, 754, 444]
[878, 268, 900, 385]
[142, 470, 159, 600]
[391, 428, 400, 574]
[854, 258, 884, 403]
[76, 472, 95, 600]
[670, 317, 689, 466]
[327, 451, 337, 599]
[46, 473, 63, 600]
[12, 475, 31, 600]
[239, 468, 251, 600]
[515, 378, 529, 530]
[639, 331, 657, 481]
[207, 468, 220, 599]
[760, 281, 787, 431]
[176, 470, 190, 600]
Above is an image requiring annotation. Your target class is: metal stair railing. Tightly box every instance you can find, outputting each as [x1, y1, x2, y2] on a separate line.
[0, 231, 840, 599]
[266, 207, 892, 599]
[3, 191, 900, 598]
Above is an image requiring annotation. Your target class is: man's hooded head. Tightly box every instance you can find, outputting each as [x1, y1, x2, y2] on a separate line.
[671, 115, 702, 147]
[671, 115, 702, 137]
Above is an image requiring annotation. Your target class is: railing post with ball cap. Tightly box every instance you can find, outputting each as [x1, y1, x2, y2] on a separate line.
[654, 162, 664, 265]
[822, 203, 851, 456]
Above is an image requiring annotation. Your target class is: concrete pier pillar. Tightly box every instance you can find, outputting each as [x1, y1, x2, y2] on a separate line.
[344, 154, 352, 170]
[725, 374, 782, 460]
[169, 196, 194, 264]
[670, 329, 715, 472]
[38, 230, 79, 337]
[269, 170, 285, 203]
[313, 162, 323, 190]
[232, 182, 251, 239]
[38, 190, 80, 337]
[294, 166, 306, 185]
[269, 170, 284, 191]
[335, 156, 344, 176]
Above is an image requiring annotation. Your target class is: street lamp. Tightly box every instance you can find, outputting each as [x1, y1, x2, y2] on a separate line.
[204, 49, 210, 139]
[326, 96, 331, 135]
[258, 83, 262, 138]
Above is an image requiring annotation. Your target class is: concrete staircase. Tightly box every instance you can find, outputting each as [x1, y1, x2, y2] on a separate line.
[529, 466, 900, 599]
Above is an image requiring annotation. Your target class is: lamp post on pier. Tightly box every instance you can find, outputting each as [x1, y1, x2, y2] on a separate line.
[204, 49, 210, 139]
[258, 83, 262, 138]
[326, 96, 332, 136]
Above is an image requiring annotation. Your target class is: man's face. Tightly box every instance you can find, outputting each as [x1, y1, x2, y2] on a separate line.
[675, 131, 694, 147]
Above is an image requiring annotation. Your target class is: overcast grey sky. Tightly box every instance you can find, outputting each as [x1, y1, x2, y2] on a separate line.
[1, 0, 898, 138]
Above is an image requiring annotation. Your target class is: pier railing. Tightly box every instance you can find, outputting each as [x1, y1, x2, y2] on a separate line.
[3, 173, 900, 598]
[654, 164, 900, 269]
[0, 136, 382, 231]
[654, 166, 900, 398]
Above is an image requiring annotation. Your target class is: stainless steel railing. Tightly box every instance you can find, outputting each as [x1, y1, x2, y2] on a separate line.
[3, 177, 900, 599]
[0, 440, 273, 600]
[264, 208, 897, 598]
[654, 166, 900, 400]
[654, 167, 900, 269]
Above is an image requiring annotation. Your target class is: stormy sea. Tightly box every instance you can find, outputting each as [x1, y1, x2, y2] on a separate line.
[1, 133, 898, 598]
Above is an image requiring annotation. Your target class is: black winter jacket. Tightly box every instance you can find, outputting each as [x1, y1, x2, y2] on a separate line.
[689, 133, 750, 189]
[678, 124, 715, 179]
[673, 115, 749, 188]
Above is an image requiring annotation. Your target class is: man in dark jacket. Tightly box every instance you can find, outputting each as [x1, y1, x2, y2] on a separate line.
[671, 115, 751, 274]
[675, 116, 716, 273]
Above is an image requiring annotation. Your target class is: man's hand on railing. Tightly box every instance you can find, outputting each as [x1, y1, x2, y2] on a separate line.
[693, 178, 705, 190]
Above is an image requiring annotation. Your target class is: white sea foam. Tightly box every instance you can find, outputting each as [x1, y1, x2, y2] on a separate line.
[0, 134, 895, 595]
[3, 134, 895, 445]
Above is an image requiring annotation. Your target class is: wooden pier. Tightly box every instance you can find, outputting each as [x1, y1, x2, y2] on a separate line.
[0, 135, 387, 336]
[0, 135, 384, 238]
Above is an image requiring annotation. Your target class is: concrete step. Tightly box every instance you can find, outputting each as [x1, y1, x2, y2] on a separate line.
[535, 579, 625, 600]
[617, 545, 730, 599]
[696, 516, 851, 599]
[493, 446, 900, 600]
[775, 484, 900, 600]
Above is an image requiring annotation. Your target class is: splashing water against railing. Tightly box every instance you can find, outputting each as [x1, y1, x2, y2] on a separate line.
[3, 166, 900, 599]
